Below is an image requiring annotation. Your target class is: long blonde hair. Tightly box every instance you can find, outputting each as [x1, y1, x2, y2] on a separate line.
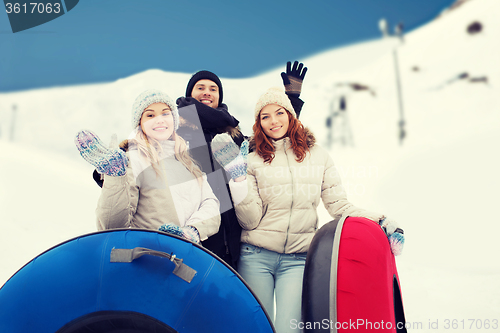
[133, 128, 203, 185]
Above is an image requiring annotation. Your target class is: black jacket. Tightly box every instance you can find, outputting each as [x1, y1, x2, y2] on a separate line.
[176, 97, 244, 269]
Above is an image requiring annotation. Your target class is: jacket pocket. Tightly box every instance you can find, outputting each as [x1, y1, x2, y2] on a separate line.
[240, 243, 257, 256]
[293, 252, 307, 261]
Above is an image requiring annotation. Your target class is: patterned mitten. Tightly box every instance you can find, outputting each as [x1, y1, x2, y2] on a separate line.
[211, 133, 249, 180]
[75, 130, 128, 177]
[159, 224, 200, 244]
[281, 61, 308, 98]
[379, 217, 405, 256]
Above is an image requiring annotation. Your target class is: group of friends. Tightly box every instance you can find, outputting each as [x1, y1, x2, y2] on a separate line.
[75, 61, 404, 333]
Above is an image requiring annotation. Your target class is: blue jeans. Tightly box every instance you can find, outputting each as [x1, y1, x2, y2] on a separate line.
[238, 243, 306, 333]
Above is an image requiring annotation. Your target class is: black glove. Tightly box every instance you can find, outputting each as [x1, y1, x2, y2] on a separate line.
[281, 61, 307, 98]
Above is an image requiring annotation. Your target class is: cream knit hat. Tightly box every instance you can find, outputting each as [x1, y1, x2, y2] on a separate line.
[254, 87, 296, 119]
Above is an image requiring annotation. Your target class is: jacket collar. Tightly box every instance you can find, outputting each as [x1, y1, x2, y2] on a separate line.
[158, 140, 176, 158]
[271, 136, 289, 149]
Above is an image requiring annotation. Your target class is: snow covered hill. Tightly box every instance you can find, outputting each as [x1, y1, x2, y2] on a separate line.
[0, 141, 98, 279]
[1, 0, 499, 327]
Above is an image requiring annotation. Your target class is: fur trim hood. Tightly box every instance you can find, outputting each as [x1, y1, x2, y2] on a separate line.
[119, 139, 129, 152]
[248, 127, 316, 152]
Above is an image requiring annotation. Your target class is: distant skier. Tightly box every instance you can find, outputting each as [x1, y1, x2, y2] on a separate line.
[326, 87, 354, 147]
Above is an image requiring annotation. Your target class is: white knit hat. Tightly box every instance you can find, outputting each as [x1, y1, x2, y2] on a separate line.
[131, 89, 179, 130]
[254, 87, 296, 119]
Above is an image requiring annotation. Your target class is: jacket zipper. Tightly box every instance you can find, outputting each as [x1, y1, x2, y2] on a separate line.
[224, 225, 229, 255]
[282, 139, 294, 253]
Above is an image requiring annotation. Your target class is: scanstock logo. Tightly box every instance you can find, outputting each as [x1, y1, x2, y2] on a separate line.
[3, 0, 79, 33]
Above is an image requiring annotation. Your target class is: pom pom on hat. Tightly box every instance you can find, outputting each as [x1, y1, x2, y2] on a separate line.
[131, 89, 178, 130]
[254, 87, 296, 119]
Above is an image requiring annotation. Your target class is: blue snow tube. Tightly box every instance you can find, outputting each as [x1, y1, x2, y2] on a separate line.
[0, 229, 275, 333]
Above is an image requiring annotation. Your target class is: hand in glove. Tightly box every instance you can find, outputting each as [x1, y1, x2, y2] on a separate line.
[281, 60, 308, 98]
[75, 130, 128, 177]
[211, 133, 249, 180]
[379, 217, 405, 256]
[159, 224, 200, 244]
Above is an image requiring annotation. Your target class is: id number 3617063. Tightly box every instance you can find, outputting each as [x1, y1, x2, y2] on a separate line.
[5, 3, 62, 14]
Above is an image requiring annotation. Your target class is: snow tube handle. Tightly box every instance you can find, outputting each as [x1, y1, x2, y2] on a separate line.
[110, 247, 197, 283]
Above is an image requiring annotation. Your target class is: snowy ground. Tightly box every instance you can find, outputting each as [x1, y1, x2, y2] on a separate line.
[1, 0, 499, 330]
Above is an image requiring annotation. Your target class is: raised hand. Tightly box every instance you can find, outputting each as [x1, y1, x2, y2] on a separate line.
[281, 60, 308, 98]
[211, 133, 248, 180]
[75, 130, 128, 177]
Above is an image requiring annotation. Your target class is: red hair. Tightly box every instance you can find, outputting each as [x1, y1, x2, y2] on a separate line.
[253, 111, 309, 164]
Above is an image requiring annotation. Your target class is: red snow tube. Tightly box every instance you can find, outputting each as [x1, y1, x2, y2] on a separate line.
[302, 216, 406, 332]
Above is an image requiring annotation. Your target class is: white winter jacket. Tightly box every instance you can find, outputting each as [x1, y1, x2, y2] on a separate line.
[96, 140, 220, 241]
[229, 130, 384, 253]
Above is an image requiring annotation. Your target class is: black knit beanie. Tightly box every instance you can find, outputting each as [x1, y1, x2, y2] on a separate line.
[185, 70, 223, 106]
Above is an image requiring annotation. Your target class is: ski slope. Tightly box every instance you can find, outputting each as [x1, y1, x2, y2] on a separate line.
[1, 0, 499, 329]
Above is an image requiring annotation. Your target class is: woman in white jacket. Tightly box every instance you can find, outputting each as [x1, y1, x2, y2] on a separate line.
[75, 89, 220, 243]
[210, 87, 403, 332]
